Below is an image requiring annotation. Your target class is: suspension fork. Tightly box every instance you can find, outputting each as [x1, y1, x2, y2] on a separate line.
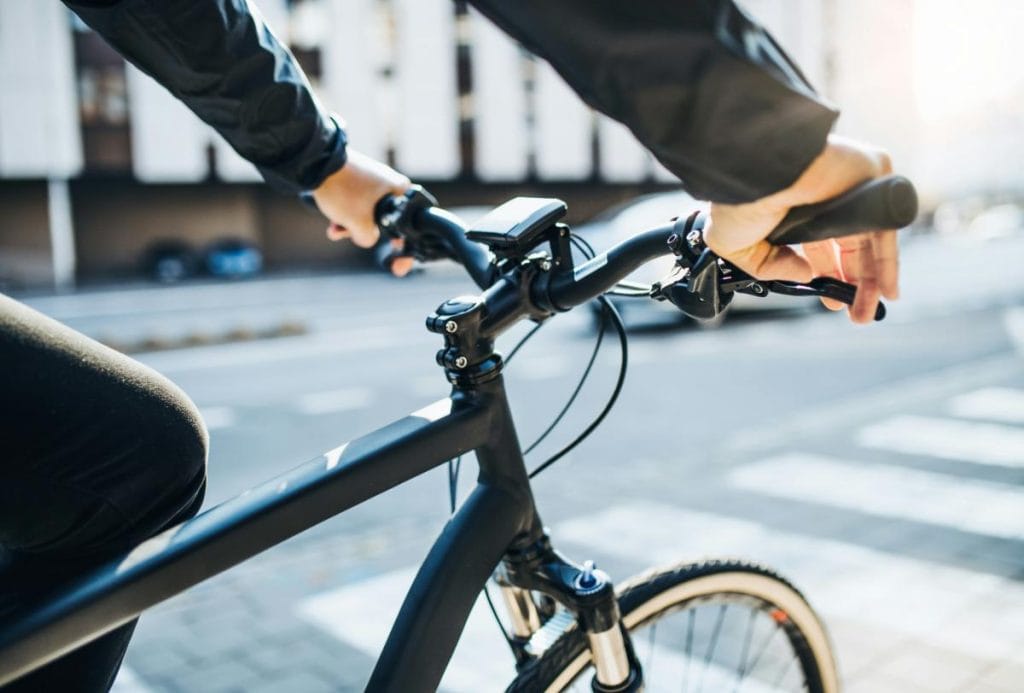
[500, 534, 643, 692]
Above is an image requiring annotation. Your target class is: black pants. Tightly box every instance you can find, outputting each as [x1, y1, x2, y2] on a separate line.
[0, 294, 208, 692]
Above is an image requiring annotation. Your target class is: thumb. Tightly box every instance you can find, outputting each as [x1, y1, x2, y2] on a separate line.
[731, 242, 814, 283]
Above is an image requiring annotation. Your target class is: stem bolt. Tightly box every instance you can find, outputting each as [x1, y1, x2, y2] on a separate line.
[577, 560, 598, 589]
[454, 355, 468, 369]
[444, 320, 458, 333]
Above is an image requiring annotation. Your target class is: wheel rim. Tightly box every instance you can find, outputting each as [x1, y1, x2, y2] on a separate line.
[544, 572, 837, 693]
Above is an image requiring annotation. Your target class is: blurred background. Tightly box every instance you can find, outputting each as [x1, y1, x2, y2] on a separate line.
[2, 1, 1023, 692]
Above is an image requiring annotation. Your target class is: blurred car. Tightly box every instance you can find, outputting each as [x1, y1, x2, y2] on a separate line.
[143, 240, 199, 283]
[968, 204, 1023, 240]
[575, 192, 820, 329]
[204, 238, 263, 279]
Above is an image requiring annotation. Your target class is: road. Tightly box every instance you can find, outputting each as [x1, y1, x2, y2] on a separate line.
[14, 232, 1024, 692]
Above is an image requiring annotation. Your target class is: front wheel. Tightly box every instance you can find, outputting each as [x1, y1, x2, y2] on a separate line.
[508, 559, 839, 693]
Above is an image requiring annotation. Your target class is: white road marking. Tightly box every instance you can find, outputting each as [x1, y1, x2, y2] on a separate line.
[136, 327, 427, 374]
[727, 453, 1024, 540]
[199, 406, 236, 431]
[110, 667, 153, 693]
[295, 387, 373, 415]
[858, 415, 1024, 468]
[554, 503, 1024, 662]
[949, 387, 1024, 423]
[727, 354, 1017, 452]
[298, 568, 515, 692]
[1005, 307, 1024, 355]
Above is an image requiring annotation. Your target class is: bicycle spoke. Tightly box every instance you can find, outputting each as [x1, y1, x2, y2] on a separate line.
[740, 623, 780, 685]
[731, 607, 757, 693]
[771, 653, 797, 690]
[697, 604, 727, 692]
[645, 621, 658, 678]
[683, 607, 695, 693]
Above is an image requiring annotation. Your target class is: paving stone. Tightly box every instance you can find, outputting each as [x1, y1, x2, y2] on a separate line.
[243, 669, 340, 693]
[165, 657, 264, 693]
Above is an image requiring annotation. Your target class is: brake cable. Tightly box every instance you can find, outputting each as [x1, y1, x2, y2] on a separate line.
[526, 234, 629, 478]
[444, 231, 630, 645]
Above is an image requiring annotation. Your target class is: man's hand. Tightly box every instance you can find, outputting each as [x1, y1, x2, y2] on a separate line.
[311, 148, 415, 277]
[703, 135, 898, 324]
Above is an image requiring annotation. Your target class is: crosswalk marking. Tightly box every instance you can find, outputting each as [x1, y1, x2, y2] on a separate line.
[949, 387, 1024, 423]
[553, 503, 1024, 663]
[727, 453, 1024, 540]
[298, 498, 1024, 685]
[858, 414, 1024, 468]
[1005, 307, 1024, 355]
[298, 568, 515, 692]
[295, 387, 373, 415]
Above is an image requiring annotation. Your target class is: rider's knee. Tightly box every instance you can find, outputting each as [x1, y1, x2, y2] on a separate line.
[131, 375, 209, 536]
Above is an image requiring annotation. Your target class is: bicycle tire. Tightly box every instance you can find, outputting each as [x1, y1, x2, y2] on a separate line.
[507, 559, 839, 693]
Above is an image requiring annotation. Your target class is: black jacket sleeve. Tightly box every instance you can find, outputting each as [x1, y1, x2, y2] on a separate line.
[64, 0, 347, 193]
[468, 0, 839, 203]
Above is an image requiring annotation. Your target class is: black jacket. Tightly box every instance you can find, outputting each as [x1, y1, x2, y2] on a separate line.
[65, 0, 837, 203]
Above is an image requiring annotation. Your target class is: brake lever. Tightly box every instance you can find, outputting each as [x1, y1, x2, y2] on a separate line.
[762, 277, 886, 321]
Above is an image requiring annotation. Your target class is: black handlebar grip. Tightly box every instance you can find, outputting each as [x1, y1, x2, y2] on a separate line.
[766, 175, 918, 246]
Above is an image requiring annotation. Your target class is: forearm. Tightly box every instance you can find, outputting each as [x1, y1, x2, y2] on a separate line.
[64, 0, 346, 192]
[468, 0, 838, 204]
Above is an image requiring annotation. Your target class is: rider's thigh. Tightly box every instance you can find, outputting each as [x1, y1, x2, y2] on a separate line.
[0, 293, 208, 560]
[0, 294, 208, 692]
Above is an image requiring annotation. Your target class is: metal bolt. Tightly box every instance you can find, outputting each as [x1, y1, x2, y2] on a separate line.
[540, 259, 552, 272]
[444, 320, 458, 333]
[454, 355, 468, 369]
[576, 560, 599, 590]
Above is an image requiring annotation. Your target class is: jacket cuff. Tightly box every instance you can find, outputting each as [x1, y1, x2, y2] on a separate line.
[261, 114, 349, 195]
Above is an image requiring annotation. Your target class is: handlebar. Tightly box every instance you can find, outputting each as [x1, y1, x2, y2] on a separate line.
[373, 174, 918, 327]
[767, 175, 918, 245]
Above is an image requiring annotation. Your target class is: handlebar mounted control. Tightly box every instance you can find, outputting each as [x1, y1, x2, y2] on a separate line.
[652, 212, 887, 322]
[375, 186, 452, 262]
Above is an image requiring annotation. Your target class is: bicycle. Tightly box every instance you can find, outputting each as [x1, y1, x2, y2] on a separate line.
[0, 175, 917, 692]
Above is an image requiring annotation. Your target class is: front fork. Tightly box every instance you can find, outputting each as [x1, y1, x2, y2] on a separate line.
[497, 534, 643, 692]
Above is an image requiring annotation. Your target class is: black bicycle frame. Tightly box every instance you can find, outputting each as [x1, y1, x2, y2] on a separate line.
[0, 375, 547, 691]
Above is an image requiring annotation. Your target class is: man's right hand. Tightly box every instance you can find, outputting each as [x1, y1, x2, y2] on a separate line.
[703, 135, 899, 324]
[311, 148, 415, 277]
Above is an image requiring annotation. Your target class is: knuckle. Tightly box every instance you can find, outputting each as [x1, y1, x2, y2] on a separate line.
[875, 149, 893, 175]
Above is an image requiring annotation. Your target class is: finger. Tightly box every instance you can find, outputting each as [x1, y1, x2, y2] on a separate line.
[745, 243, 814, 283]
[870, 229, 900, 299]
[347, 223, 381, 249]
[802, 240, 845, 311]
[326, 223, 349, 241]
[391, 256, 415, 277]
[841, 235, 880, 324]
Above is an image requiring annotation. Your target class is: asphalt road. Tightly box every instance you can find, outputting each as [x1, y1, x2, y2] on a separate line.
[13, 231, 1024, 692]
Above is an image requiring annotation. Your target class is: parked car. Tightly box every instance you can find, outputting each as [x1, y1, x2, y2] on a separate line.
[576, 192, 820, 329]
[204, 238, 263, 279]
[143, 240, 199, 283]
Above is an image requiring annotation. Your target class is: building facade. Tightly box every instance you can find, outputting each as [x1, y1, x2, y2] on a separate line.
[0, 0, 930, 288]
